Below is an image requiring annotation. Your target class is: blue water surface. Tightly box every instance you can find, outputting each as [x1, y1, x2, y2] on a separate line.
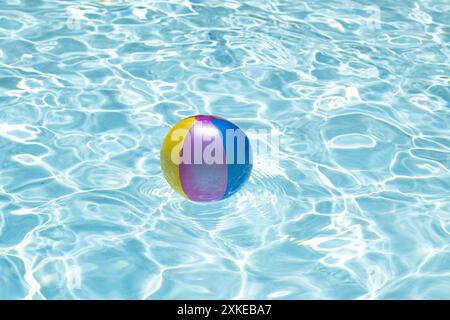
[0, 0, 449, 299]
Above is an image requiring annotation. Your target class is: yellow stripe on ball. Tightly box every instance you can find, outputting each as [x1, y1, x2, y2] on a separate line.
[160, 116, 196, 198]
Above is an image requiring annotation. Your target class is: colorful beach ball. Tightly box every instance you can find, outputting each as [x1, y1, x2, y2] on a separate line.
[160, 115, 252, 202]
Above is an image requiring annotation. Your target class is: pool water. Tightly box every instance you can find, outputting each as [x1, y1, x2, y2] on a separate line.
[0, 0, 449, 299]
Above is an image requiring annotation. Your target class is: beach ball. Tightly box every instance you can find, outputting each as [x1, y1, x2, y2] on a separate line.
[160, 115, 252, 202]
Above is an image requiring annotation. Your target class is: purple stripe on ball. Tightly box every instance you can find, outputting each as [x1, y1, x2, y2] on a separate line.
[179, 119, 228, 202]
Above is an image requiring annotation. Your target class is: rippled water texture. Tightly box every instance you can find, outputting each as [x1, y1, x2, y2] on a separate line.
[0, 0, 449, 299]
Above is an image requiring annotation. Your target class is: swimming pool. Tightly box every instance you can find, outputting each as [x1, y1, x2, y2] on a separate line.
[0, 0, 449, 299]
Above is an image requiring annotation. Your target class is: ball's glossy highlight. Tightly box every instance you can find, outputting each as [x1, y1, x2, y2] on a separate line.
[160, 115, 252, 202]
